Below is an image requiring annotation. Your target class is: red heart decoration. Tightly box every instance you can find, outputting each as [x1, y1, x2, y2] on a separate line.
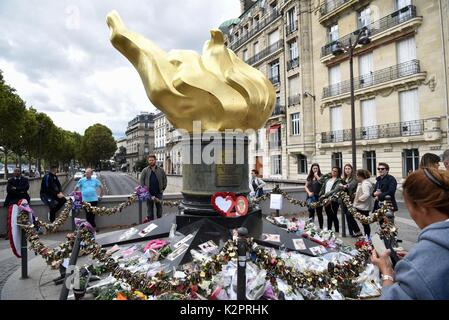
[211, 192, 237, 217]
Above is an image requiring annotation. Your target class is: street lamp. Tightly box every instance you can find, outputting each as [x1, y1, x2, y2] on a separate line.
[331, 26, 371, 171]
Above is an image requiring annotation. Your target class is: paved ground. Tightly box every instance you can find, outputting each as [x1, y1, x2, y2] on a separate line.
[65, 171, 139, 196]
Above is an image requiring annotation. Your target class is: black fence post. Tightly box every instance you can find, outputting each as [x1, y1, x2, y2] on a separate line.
[20, 228, 28, 279]
[138, 201, 143, 224]
[237, 227, 248, 300]
[341, 208, 347, 237]
[59, 230, 82, 300]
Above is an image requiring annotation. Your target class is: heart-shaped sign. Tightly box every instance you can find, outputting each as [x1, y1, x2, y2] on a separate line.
[211, 192, 237, 217]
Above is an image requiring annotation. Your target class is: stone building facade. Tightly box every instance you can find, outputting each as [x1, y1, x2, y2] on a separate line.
[125, 112, 155, 171]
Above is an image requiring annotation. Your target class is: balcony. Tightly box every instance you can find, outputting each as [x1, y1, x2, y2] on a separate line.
[271, 105, 285, 117]
[288, 94, 301, 106]
[321, 5, 420, 61]
[229, 9, 281, 51]
[322, 60, 422, 99]
[246, 40, 284, 66]
[268, 74, 280, 85]
[285, 21, 298, 36]
[287, 57, 299, 71]
[269, 141, 282, 150]
[319, 0, 367, 24]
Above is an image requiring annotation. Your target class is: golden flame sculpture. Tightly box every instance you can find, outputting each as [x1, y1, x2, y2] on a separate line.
[106, 10, 275, 133]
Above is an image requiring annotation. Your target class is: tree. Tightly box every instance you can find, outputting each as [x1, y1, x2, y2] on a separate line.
[134, 158, 148, 172]
[114, 146, 127, 165]
[80, 124, 116, 168]
[0, 70, 26, 178]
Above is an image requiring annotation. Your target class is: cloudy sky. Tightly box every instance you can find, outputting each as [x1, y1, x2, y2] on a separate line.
[0, 0, 241, 138]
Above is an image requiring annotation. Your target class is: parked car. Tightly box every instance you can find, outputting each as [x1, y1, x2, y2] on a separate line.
[74, 172, 84, 181]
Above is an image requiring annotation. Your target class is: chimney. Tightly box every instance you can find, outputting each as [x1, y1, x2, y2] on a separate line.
[240, 0, 256, 14]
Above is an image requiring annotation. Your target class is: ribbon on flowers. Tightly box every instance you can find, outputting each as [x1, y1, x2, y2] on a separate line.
[144, 239, 168, 252]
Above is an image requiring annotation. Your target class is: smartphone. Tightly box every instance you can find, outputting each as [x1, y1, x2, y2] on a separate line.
[372, 234, 392, 265]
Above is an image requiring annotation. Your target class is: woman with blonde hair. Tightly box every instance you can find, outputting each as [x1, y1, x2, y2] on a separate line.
[372, 168, 449, 299]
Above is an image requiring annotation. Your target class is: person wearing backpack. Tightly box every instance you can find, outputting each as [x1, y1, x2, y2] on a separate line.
[40, 165, 66, 222]
[249, 169, 266, 198]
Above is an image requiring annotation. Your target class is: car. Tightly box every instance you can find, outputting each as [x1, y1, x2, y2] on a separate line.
[92, 172, 97, 179]
[74, 172, 84, 181]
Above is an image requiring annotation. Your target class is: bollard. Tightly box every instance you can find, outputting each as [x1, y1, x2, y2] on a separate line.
[138, 201, 143, 224]
[59, 230, 82, 300]
[20, 228, 28, 279]
[237, 227, 248, 300]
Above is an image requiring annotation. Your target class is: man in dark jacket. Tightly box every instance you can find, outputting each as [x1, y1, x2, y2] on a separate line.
[40, 165, 66, 222]
[373, 162, 398, 212]
[140, 155, 167, 221]
[4, 167, 30, 207]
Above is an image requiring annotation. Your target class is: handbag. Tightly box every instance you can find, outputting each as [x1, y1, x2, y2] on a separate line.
[306, 194, 318, 206]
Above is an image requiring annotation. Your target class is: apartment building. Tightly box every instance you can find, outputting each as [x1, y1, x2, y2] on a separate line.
[154, 112, 167, 168]
[125, 112, 155, 171]
[221, 0, 449, 180]
[154, 111, 183, 173]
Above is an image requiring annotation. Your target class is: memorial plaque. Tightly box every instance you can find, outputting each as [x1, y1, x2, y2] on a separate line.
[215, 164, 242, 187]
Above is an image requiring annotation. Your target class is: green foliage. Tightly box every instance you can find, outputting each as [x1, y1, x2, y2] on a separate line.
[134, 158, 148, 172]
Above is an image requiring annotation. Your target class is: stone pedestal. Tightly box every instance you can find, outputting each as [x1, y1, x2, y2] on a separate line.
[179, 132, 250, 216]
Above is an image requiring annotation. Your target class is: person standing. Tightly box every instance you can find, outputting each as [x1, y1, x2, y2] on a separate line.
[249, 169, 266, 198]
[442, 149, 449, 171]
[373, 162, 398, 212]
[338, 164, 362, 237]
[74, 168, 104, 231]
[40, 165, 66, 222]
[319, 166, 343, 233]
[353, 169, 374, 237]
[4, 167, 30, 208]
[304, 163, 324, 229]
[140, 155, 167, 221]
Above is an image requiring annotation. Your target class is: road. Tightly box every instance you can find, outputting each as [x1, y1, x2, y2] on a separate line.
[64, 171, 139, 196]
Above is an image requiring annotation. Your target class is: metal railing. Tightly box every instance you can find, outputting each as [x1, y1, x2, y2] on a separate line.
[229, 9, 281, 50]
[285, 21, 298, 36]
[271, 105, 285, 116]
[319, 0, 350, 17]
[246, 40, 284, 65]
[269, 141, 282, 150]
[287, 57, 299, 71]
[322, 60, 421, 98]
[288, 94, 301, 106]
[321, 5, 418, 57]
[269, 74, 280, 84]
[321, 120, 425, 143]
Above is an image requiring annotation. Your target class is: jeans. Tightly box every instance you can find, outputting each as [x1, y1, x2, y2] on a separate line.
[324, 201, 340, 232]
[84, 201, 97, 228]
[147, 193, 163, 220]
[342, 204, 361, 235]
[357, 209, 371, 236]
[308, 206, 324, 229]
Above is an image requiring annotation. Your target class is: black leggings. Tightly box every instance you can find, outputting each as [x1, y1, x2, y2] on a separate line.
[324, 201, 340, 232]
[84, 201, 98, 228]
[308, 206, 324, 229]
[357, 209, 371, 236]
[342, 204, 361, 235]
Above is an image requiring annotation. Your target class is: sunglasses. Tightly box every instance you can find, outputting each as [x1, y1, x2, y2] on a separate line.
[377, 167, 386, 171]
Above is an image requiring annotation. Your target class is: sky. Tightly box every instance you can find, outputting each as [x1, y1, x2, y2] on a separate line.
[0, 0, 241, 138]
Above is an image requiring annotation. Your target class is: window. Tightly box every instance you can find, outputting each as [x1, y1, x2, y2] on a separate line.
[269, 61, 280, 83]
[330, 106, 343, 142]
[328, 24, 339, 42]
[397, 37, 416, 68]
[332, 152, 343, 169]
[291, 113, 300, 135]
[255, 131, 261, 151]
[271, 155, 282, 175]
[400, 89, 419, 122]
[287, 8, 296, 31]
[358, 7, 372, 28]
[396, 0, 412, 21]
[363, 151, 376, 176]
[269, 126, 281, 149]
[269, 30, 280, 46]
[359, 52, 373, 87]
[403, 149, 419, 177]
[329, 64, 341, 95]
[297, 154, 307, 174]
[243, 49, 248, 61]
[288, 41, 298, 60]
[361, 99, 377, 138]
[253, 41, 259, 55]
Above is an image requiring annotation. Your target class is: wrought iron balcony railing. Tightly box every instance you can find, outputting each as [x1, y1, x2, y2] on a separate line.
[246, 40, 284, 65]
[288, 94, 301, 106]
[287, 57, 299, 71]
[285, 21, 298, 36]
[321, 120, 424, 143]
[319, 0, 350, 17]
[269, 141, 282, 149]
[269, 74, 280, 85]
[229, 9, 280, 50]
[321, 5, 418, 57]
[322, 60, 420, 98]
[271, 105, 285, 117]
